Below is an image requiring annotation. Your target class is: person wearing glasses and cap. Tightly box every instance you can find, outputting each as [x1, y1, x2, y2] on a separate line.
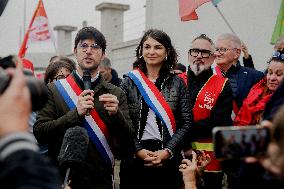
[179, 34, 233, 189]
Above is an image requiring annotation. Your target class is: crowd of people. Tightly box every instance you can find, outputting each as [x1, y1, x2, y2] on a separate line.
[0, 26, 284, 189]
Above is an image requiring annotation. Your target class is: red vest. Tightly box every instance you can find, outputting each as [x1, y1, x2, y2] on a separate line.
[193, 75, 227, 121]
[192, 74, 227, 172]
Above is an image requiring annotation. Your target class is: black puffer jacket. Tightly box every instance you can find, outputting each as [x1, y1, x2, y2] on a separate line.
[120, 73, 193, 155]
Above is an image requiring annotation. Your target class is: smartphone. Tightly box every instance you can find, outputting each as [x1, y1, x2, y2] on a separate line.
[212, 126, 270, 160]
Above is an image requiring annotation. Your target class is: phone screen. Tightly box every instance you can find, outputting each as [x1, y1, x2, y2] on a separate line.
[213, 126, 270, 160]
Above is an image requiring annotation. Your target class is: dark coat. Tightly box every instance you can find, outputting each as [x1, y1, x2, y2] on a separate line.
[0, 134, 61, 189]
[33, 72, 134, 189]
[226, 63, 264, 108]
[243, 55, 255, 69]
[120, 73, 193, 155]
[109, 69, 122, 87]
[119, 73, 193, 189]
[238, 162, 284, 189]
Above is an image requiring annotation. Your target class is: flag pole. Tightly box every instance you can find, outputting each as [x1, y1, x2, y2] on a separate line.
[23, 0, 26, 33]
[41, 0, 57, 53]
[211, 1, 236, 34]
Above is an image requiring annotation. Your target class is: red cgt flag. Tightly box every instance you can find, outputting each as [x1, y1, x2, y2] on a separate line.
[179, 0, 211, 21]
[18, 0, 52, 58]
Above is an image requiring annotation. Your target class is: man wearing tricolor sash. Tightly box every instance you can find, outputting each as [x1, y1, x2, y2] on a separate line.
[119, 29, 193, 189]
[33, 27, 134, 189]
[181, 34, 233, 189]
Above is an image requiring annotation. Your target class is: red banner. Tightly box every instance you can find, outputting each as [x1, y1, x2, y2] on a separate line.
[18, 0, 52, 58]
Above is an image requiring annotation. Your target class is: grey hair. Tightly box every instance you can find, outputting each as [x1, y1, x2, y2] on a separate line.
[191, 34, 215, 52]
[217, 33, 242, 49]
[100, 57, 111, 68]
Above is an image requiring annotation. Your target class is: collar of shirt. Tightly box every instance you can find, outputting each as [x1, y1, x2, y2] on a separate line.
[75, 70, 99, 82]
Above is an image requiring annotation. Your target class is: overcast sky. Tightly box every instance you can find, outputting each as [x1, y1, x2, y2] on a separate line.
[0, 0, 145, 56]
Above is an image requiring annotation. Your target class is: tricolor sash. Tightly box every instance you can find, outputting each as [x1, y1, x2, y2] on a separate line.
[127, 69, 176, 136]
[55, 75, 114, 166]
[193, 75, 227, 121]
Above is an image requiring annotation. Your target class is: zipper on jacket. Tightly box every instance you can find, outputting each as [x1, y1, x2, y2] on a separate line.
[137, 99, 142, 140]
[161, 122, 164, 148]
[160, 76, 169, 149]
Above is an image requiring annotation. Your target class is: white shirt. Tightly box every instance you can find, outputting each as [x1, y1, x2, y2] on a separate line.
[141, 79, 162, 141]
[141, 109, 162, 141]
[75, 70, 99, 82]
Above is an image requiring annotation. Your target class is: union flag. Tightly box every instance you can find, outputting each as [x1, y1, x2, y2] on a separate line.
[18, 0, 53, 58]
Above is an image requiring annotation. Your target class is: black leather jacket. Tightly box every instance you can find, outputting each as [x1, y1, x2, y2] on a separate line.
[120, 73, 193, 155]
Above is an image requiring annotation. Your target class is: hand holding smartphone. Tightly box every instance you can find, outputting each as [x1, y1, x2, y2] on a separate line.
[213, 126, 270, 160]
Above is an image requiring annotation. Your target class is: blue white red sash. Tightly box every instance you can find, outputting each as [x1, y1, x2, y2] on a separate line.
[55, 75, 114, 166]
[127, 69, 176, 136]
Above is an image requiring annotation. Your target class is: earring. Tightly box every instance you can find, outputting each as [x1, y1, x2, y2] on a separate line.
[165, 56, 168, 61]
[139, 55, 143, 59]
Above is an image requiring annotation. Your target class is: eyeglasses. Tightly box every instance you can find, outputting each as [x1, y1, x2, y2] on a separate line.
[79, 43, 102, 52]
[188, 48, 212, 58]
[272, 51, 284, 60]
[53, 74, 70, 81]
[215, 47, 236, 55]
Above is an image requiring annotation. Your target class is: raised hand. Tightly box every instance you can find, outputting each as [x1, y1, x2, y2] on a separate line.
[76, 89, 94, 116]
[99, 93, 119, 115]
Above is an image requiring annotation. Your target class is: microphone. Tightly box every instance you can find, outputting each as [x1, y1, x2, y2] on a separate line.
[83, 70, 92, 115]
[82, 70, 91, 90]
[58, 126, 89, 188]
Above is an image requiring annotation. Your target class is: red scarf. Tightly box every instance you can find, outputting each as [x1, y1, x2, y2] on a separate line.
[234, 78, 272, 126]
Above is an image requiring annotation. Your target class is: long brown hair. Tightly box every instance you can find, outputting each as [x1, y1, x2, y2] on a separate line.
[133, 29, 178, 76]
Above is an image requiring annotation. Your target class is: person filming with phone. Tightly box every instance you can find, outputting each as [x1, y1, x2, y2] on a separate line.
[235, 105, 284, 189]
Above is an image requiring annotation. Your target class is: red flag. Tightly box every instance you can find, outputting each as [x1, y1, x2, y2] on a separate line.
[22, 58, 35, 74]
[179, 0, 211, 21]
[36, 72, 45, 79]
[18, 0, 52, 58]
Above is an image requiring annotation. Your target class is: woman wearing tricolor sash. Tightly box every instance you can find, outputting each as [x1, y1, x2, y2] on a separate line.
[120, 29, 193, 189]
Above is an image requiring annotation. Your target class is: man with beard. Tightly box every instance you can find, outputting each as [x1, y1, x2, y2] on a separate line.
[33, 27, 134, 189]
[180, 34, 233, 189]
